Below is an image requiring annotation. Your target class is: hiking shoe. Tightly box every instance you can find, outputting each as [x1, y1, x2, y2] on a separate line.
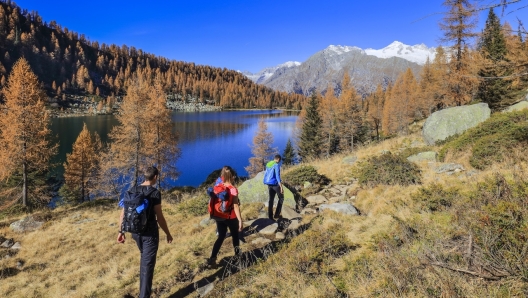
[205, 257, 217, 269]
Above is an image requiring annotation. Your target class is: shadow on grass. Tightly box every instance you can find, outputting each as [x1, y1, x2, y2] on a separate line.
[165, 218, 316, 298]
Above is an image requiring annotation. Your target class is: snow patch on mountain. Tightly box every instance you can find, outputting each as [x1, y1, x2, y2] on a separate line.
[241, 61, 301, 84]
[365, 41, 436, 65]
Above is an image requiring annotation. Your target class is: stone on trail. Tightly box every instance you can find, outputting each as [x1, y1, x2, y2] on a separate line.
[251, 237, 272, 246]
[275, 232, 286, 240]
[422, 103, 491, 145]
[238, 171, 296, 207]
[1, 239, 14, 248]
[258, 223, 278, 236]
[10, 216, 44, 233]
[436, 163, 465, 174]
[319, 203, 359, 215]
[196, 282, 215, 297]
[287, 220, 301, 231]
[306, 195, 327, 205]
[10, 242, 21, 250]
[280, 206, 301, 220]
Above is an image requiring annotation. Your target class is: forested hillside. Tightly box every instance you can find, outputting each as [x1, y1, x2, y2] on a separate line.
[0, 0, 305, 109]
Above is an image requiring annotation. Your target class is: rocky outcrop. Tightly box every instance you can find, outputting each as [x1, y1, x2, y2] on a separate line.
[422, 103, 491, 145]
[10, 216, 44, 233]
[503, 101, 528, 113]
[237, 171, 296, 207]
[319, 203, 359, 215]
[407, 151, 438, 163]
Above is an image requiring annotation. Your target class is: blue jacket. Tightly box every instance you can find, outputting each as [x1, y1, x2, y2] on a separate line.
[263, 160, 281, 185]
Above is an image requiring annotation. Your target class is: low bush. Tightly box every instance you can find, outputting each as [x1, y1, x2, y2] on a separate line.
[411, 183, 460, 212]
[282, 165, 330, 188]
[176, 196, 208, 217]
[354, 153, 421, 187]
[439, 109, 528, 169]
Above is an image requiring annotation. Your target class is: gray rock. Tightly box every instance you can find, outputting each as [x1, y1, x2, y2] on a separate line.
[319, 203, 359, 215]
[10, 242, 21, 250]
[259, 223, 278, 236]
[281, 206, 301, 220]
[288, 220, 301, 231]
[300, 208, 317, 215]
[196, 282, 215, 297]
[238, 171, 296, 207]
[329, 196, 346, 203]
[342, 156, 358, 165]
[251, 237, 272, 246]
[306, 195, 327, 205]
[436, 163, 465, 174]
[275, 232, 286, 240]
[199, 218, 213, 227]
[303, 181, 313, 189]
[108, 223, 116, 227]
[407, 151, 438, 163]
[422, 103, 491, 145]
[1, 239, 14, 248]
[10, 216, 44, 233]
[503, 101, 528, 113]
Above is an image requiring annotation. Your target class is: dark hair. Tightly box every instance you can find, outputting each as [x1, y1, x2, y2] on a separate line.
[144, 166, 159, 181]
[274, 154, 282, 161]
[220, 166, 235, 184]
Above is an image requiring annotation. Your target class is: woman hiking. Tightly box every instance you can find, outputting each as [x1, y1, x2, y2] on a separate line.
[206, 165, 243, 267]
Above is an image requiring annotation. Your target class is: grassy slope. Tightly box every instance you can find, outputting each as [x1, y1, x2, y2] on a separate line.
[1, 120, 527, 297]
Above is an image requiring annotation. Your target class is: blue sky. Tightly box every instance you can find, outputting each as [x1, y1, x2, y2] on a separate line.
[14, 0, 528, 72]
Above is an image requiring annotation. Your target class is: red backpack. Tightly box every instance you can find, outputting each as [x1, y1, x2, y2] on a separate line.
[207, 183, 235, 219]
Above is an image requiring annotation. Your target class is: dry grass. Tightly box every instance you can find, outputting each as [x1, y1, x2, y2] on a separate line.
[1, 130, 527, 297]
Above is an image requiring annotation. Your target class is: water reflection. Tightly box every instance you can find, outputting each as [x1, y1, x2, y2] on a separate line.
[50, 110, 299, 187]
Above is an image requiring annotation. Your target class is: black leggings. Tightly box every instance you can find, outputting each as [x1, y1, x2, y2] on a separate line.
[211, 218, 240, 258]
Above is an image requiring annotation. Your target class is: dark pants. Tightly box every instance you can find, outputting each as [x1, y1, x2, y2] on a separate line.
[132, 229, 159, 298]
[268, 184, 284, 219]
[211, 218, 240, 258]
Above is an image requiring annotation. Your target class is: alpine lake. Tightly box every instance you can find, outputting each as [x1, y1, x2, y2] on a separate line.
[50, 110, 299, 188]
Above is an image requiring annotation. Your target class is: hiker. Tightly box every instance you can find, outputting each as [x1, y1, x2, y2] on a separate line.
[117, 166, 173, 298]
[263, 154, 283, 220]
[206, 166, 243, 267]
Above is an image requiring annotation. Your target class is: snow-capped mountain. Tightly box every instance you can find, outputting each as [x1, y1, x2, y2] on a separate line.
[243, 41, 435, 96]
[241, 61, 300, 85]
[365, 41, 436, 65]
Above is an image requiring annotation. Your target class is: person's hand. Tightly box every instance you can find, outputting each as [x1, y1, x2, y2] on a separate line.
[280, 186, 284, 194]
[117, 232, 126, 244]
[239, 220, 243, 232]
[166, 234, 173, 244]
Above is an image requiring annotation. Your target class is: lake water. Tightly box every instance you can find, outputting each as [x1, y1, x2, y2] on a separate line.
[50, 110, 298, 187]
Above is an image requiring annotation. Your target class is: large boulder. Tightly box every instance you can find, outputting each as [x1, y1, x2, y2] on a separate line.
[10, 216, 44, 233]
[503, 101, 528, 113]
[422, 103, 491, 145]
[238, 171, 296, 207]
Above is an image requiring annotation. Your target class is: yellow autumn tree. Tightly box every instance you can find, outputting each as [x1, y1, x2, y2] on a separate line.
[320, 85, 340, 157]
[144, 77, 180, 188]
[382, 68, 418, 135]
[245, 118, 277, 178]
[0, 58, 57, 207]
[366, 83, 385, 140]
[337, 73, 362, 151]
[61, 123, 102, 203]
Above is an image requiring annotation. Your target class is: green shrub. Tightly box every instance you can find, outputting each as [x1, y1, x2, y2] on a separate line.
[411, 183, 460, 212]
[355, 153, 421, 187]
[282, 165, 330, 187]
[439, 109, 528, 169]
[177, 196, 208, 217]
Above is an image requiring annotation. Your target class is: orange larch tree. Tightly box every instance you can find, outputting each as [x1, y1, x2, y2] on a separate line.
[0, 58, 57, 207]
[337, 73, 363, 152]
[61, 123, 102, 203]
[245, 118, 277, 178]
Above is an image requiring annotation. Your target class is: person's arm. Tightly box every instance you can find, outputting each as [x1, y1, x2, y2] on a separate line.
[117, 208, 126, 243]
[154, 204, 173, 243]
[233, 197, 243, 231]
[275, 165, 283, 193]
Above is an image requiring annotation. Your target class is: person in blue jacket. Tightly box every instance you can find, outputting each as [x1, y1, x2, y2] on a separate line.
[263, 154, 283, 220]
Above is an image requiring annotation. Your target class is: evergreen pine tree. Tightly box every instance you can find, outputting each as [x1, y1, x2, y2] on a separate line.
[298, 92, 323, 161]
[282, 138, 296, 166]
[477, 8, 510, 110]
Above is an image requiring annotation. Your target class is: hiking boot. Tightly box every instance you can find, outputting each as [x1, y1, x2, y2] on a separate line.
[205, 257, 217, 269]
